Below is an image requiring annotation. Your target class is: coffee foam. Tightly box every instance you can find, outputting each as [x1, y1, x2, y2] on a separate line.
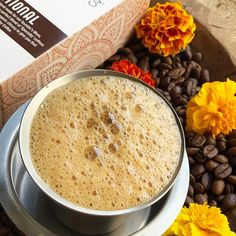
[30, 76, 182, 210]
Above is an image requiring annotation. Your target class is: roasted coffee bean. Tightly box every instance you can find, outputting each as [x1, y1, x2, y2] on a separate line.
[185, 196, 194, 206]
[203, 145, 218, 159]
[189, 135, 206, 147]
[151, 68, 159, 80]
[194, 153, 207, 163]
[118, 47, 133, 55]
[223, 194, 236, 209]
[188, 156, 196, 165]
[216, 141, 227, 152]
[205, 133, 216, 145]
[159, 76, 171, 89]
[227, 131, 236, 140]
[200, 69, 210, 83]
[168, 67, 185, 79]
[201, 172, 210, 189]
[126, 54, 138, 64]
[227, 138, 236, 148]
[129, 43, 144, 52]
[211, 179, 225, 195]
[215, 194, 225, 203]
[190, 174, 195, 185]
[209, 200, 217, 207]
[169, 85, 182, 98]
[173, 76, 185, 85]
[227, 175, 236, 184]
[173, 96, 188, 106]
[191, 163, 205, 177]
[138, 56, 150, 72]
[190, 67, 201, 79]
[215, 164, 232, 179]
[193, 182, 205, 194]
[187, 147, 200, 156]
[163, 56, 173, 65]
[217, 133, 227, 142]
[213, 154, 228, 164]
[107, 54, 121, 62]
[185, 79, 196, 97]
[205, 160, 219, 171]
[192, 52, 202, 62]
[184, 62, 194, 79]
[188, 185, 194, 197]
[228, 147, 236, 156]
[194, 194, 208, 204]
[176, 108, 186, 118]
[158, 63, 172, 71]
[188, 184, 194, 197]
[183, 45, 192, 61]
[152, 58, 161, 67]
[225, 184, 234, 194]
[167, 82, 176, 92]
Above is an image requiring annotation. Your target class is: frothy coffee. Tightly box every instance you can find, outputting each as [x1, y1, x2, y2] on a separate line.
[30, 76, 182, 210]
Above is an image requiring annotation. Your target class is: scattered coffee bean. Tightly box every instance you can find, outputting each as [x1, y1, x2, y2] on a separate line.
[188, 185, 194, 197]
[203, 145, 218, 159]
[217, 141, 227, 152]
[227, 175, 236, 185]
[200, 69, 210, 84]
[215, 164, 232, 179]
[211, 179, 225, 195]
[168, 67, 185, 79]
[194, 194, 208, 204]
[205, 160, 219, 171]
[225, 184, 234, 194]
[187, 147, 200, 156]
[191, 163, 205, 177]
[214, 154, 228, 164]
[185, 196, 194, 206]
[201, 172, 210, 189]
[223, 194, 236, 209]
[193, 182, 205, 194]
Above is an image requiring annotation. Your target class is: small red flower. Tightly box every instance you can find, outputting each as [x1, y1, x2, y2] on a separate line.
[111, 60, 156, 87]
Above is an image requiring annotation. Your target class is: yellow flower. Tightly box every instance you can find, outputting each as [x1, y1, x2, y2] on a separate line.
[186, 79, 236, 137]
[135, 2, 196, 56]
[163, 203, 236, 236]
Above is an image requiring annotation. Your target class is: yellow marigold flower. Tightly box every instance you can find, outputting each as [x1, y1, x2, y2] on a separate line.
[186, 79, 236, 137]
[135, 2, 196, 57]
[163, 203, 236, 236]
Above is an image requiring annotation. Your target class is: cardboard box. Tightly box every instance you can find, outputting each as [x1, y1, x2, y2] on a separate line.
[0, 0, 150, 127]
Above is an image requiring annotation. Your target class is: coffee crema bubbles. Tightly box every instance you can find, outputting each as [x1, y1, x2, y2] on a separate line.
[30, 76, 182, 210]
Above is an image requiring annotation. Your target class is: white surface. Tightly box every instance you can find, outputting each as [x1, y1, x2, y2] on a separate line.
[0, 0, 123, 81]
[28, 0, 123, 35]
[135, 152, 189, 236]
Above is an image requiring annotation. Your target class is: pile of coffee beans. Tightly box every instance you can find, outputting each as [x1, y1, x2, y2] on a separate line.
[0, 36, 234, 235]
[100, 36, 236, 227]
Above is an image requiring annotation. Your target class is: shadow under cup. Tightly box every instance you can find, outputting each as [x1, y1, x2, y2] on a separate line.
[18, 69, 185, 235]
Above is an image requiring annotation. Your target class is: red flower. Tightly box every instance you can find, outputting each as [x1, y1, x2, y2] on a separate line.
[111, 60, 156, 87]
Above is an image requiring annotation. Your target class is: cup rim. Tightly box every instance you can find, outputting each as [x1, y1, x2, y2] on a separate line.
[19, 69, 185, 216]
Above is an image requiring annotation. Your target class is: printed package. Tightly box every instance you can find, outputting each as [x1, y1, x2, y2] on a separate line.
[0, 0, 150, 127]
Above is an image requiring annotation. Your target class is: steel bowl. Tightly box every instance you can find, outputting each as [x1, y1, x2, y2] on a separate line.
[19, 69, 185, 235]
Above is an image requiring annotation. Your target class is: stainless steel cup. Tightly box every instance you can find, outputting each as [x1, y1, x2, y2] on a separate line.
[19, 69, 185, 235]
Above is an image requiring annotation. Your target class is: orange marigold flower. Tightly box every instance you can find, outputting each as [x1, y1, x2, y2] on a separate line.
[111, 60, 156, 87]
[163, 203, 236, 236]
[135, 2, 196, 57]
[186, 79, 236, 137]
